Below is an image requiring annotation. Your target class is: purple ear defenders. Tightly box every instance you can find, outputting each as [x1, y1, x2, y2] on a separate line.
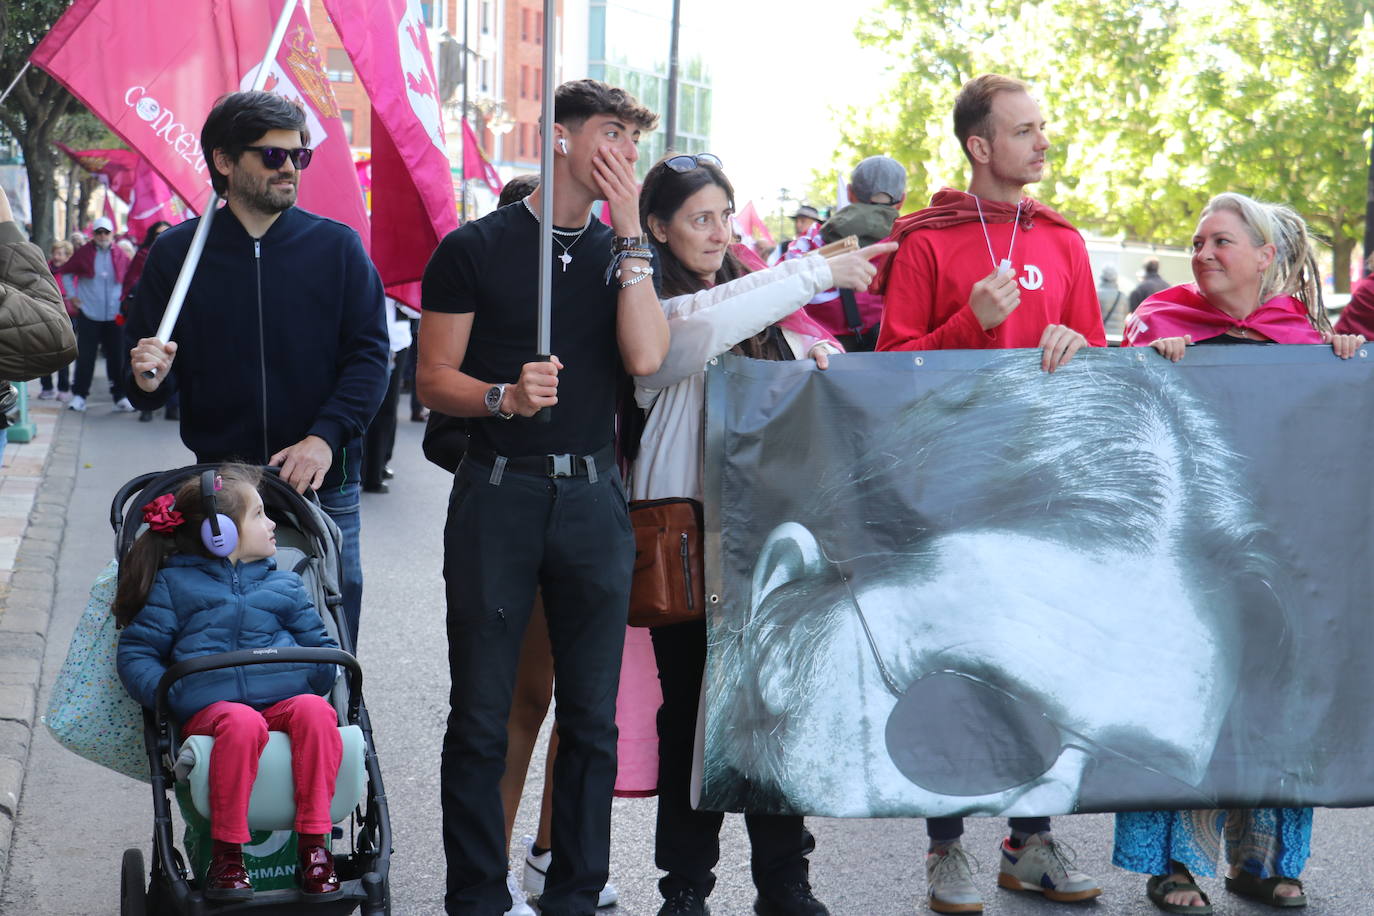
[199, 469, 239, 557]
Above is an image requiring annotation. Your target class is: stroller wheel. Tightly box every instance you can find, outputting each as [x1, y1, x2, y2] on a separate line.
[121, 848, 148, 916]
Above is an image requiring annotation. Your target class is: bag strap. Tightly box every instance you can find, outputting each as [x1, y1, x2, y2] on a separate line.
[840, 288, 864, 337]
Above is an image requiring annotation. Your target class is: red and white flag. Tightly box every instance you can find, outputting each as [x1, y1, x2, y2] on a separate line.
[462, 119, 504, 197]
[735, 201, 775, 246]
[322, 0, 458, 290]
[56, 144, 188, 240]
[54, 144, 139, 199]
[32, 0, 370, 250]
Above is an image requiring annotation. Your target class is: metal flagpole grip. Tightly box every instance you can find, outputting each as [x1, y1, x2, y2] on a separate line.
[532, 0, 557, 424]
[139, 0, 298, 381]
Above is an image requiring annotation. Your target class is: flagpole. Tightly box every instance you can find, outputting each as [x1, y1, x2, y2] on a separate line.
[534, 0, 556, 421]
[146, 0, 300, 369]
[0, 62, 29, 107]
[460, 0, 469, 221]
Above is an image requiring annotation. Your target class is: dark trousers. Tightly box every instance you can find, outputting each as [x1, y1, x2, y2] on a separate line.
[440, 455, 634, 916]
[72, 313, 127, 400]
[927, 816, 1053, 843]
[650, 619, 815, 901]
[362, 355, 401, 487]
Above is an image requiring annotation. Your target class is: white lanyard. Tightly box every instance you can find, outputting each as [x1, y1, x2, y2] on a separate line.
[975, 196, 1022, 276]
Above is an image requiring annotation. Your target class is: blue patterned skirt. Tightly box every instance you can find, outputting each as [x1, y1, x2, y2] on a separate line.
[1113, 808, 1312, 879]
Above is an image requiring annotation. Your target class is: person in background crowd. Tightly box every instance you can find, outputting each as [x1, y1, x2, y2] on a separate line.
[787, 155, 908, 350]
[1116, 191, 1364, 914]
[38, 238, 77, 401]
[1332, 251, 1374, 339]
[122, 220, 177, 422]
[1097, 264, 1127, 341]
[768, 204, 826, 265]
[418, 78, 666, 916]
[1129, 256, 1169, 311]
[68, 230, 87, 249]
[361, 299, 411, 494]
[126, 90, 389, 648]
[875, 72, 1106, 913]
[56, 215, 134, 413]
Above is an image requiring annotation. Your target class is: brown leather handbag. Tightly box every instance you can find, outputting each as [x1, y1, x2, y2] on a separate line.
[628, 497, 705, 627]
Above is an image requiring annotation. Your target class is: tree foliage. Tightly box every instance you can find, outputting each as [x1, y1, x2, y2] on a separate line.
[825, 0, 1374, 289]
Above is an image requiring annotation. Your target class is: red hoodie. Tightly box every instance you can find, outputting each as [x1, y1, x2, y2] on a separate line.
[875, 188, 1105, 352]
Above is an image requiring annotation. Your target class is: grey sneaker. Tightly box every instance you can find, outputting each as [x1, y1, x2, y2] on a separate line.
[926, 843, 983, 913]
[996, 832, 1102, 903]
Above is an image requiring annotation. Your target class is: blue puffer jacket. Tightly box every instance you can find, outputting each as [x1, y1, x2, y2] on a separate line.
[117, 553, 338, 722]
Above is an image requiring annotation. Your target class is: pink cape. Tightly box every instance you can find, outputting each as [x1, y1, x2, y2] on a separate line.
[1124, 283, 1321, 346]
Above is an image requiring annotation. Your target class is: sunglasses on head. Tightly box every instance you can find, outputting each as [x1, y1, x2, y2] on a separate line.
[242, 145, 313, 170]
[664, 153, 723, 173]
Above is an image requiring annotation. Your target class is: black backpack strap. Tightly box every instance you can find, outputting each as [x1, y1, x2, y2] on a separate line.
[840, 288, 864, 337]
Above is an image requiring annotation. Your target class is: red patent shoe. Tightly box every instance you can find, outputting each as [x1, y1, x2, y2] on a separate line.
[299, 844, 343, 900]
[204, 850, 254, 901]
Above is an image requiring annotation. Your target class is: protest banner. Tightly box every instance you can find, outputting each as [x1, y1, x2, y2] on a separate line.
[700, 346, 1374, 817]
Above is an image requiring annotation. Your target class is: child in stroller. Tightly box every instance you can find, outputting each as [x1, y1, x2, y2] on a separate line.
[115, 463, 344, 902]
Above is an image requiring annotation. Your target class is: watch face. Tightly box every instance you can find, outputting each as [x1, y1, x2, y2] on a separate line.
[486, 385, 501, 413]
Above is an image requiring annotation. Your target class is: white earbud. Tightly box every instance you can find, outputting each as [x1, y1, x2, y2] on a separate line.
[557, 138, 569, 155]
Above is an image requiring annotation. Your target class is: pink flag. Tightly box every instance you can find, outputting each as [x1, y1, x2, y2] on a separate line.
[735, 201, 775, 246]
[126, 157, 190, 240]
[462, 119, 504, 197]
[54, 144, 140, 199]
[32, 0, 370, 250]
[322, 0, 458, 289]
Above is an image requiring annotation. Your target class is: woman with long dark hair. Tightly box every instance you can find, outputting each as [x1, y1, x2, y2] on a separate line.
[630, 152, 892, 916]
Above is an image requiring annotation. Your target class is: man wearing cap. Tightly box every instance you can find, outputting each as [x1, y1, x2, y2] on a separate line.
[55, 215, 133, 413]
[769, 204, 825, 264]
[786, 155, 908, 349]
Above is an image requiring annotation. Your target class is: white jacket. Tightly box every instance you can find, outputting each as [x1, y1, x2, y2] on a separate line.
[630, 254, 836, 502]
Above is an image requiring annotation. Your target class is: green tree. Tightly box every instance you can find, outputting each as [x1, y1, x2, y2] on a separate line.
[829, 0, 1374, 290]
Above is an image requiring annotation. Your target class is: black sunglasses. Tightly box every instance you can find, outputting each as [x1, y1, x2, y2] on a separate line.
[242, 145, 313, 170]
[838, 572, 1207, 799]
[664, 153, 723, 173]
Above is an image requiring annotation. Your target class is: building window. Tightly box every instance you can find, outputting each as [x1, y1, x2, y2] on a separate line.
[340, 109, 355, 145]
[518, 123, 527, 159]
[521, 8, 529, 41]
[479, 59, 490, 93]
[534, 12, 543, 44]
[480, 1, 491, 34]
[533, 69, 541, 101]
[520, 65, 529, 99]
[326, 48, 354, 83]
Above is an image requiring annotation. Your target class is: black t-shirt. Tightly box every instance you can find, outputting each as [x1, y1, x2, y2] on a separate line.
[422, 202, 620, 457]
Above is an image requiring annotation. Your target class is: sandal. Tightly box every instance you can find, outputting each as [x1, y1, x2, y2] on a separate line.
[1146, 868, 1213, 914]
[1224, 871, 1307, 908]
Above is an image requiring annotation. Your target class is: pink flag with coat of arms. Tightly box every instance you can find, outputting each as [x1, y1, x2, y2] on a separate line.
[56, 144, 189, 240]
[32, 0, 370, 250]
[322, 0, 458, 290]
[735, 201, 774, 246]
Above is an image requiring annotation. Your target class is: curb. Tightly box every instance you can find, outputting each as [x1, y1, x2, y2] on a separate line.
[0, 407, 81, 896]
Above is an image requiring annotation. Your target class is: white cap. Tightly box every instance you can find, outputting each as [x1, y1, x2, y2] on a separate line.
[92, 216, 114, 233]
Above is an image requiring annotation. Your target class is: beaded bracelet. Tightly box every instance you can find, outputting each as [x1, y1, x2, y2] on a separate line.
[604, 247, 655, 284]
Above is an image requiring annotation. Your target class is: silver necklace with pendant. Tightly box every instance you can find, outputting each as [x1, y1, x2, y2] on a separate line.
[522, 196, 592, 271]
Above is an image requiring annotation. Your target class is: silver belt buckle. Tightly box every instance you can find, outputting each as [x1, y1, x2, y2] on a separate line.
[546, 454, 574, 477]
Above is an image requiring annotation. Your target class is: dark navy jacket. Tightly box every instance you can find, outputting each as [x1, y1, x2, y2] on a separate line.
[117, 554, 338, 723]
[125, 206, 388, 489]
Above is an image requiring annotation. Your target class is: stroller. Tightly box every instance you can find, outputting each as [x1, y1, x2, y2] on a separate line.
[111, 465, 392, 915]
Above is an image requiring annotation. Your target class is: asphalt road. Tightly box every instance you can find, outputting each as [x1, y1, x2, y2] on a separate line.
[4, 384, 1374, 915]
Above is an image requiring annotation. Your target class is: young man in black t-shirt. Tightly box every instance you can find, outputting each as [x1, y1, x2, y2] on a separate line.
[418, 79, 665, 916]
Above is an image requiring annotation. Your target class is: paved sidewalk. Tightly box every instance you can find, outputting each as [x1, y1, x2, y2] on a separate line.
[0, 388, 80, 894]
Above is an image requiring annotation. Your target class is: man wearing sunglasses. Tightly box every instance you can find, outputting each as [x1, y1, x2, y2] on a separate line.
[871, 73, 1107, 912]
[126, 90, 389, 648]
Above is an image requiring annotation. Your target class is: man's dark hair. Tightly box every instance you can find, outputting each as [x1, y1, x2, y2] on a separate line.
[1143, 257, 1161, 274]
[952, 73, 1029, 164]
[497, 173, 540, 208]
[553, 79, 658, 132]
[201, 91, 311, 195]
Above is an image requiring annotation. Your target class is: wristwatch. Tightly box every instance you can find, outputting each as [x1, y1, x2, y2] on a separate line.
[484, 384, 514, 420]
[612, 234, 651, 251]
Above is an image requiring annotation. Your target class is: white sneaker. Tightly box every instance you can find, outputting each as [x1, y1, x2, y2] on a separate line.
[37, 389, 56, 400]
[504, 871, 536, 916]
[56, 390, 73, 403]
[67, 395, 87, 412]
[113, 397, 136, 412]
[523, 834, 619, 907]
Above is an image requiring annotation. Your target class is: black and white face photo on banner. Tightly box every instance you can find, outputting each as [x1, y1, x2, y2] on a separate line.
[697, 346, 1374, 819]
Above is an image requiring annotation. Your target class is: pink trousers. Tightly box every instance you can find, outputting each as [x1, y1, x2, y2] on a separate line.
[182, 695, 342, 843]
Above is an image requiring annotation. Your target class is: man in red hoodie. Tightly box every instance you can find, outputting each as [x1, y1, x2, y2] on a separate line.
[875, 74, 1106, 914]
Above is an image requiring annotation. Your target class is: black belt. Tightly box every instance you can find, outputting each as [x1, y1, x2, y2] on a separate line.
[466, 443, 616, 478]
